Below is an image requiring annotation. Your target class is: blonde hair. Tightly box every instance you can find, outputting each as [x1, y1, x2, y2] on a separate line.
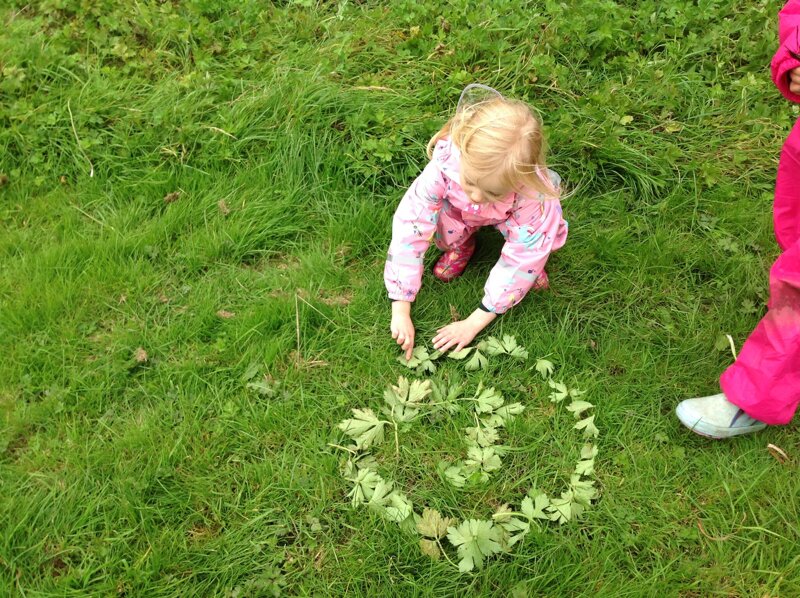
[426, 97, 556, 199]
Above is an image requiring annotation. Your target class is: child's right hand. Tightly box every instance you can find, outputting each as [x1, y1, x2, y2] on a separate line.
[791, 67, 800, 94]
[390, 301, 415, 361]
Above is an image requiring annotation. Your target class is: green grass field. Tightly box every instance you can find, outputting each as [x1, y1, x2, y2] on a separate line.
[2, 0, 799, 595]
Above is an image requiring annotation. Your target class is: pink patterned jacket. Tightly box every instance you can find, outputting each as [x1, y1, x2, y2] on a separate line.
[384, 138, 568, 314]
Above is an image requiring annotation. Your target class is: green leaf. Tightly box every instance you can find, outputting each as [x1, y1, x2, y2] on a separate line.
[494, 402, 524, 421]
[397, 346, 437, 374]
[347, 469, 382, 507]
[241, 361, 260, 381]
[398, 353, 421, 369]
[479, 336, 506, 356]
[501, 335, 528, 359]
[383, 491, 414, 523]
[447, 347, 474, 360]
[580, 443, 598, 460]
[446, 519, 503, 572]
[464, 349, 488, 371]
[465, 424, 499, 448]
[569, 388, 586, 399]
[534, 358, 555, 379]
[246, 379, 279, 397]
[547, 379, 569, 402]
[430, 380, 464, 414]
[498, 516, 530, 547]
[566, 400, 594, 418]
[482, 401, 524, 428]
[444, 465, 466, 488]
[474, 385, 504, 413]
[383, 377, 432, 422]
[417, 508, 452, 539]
[365, 478, 413, 522]
[416, 358, 437, 375]
[494, 503, 530, 547]
[367, 478, 394, 507]
[574, 415, 599, 439]
[476, 335, 527, 359]
[465, 446, 502, 474]
[338, 408, 386, 449]
[521, 493, 550, 520]
[547, 496, 572, 524]
[714, 334, 731, 352]
[570, 475, 599, 506]
[574, 458, 595, 476]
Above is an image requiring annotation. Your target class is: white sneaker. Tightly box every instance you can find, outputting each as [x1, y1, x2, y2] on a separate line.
[676, 393, 767, 439]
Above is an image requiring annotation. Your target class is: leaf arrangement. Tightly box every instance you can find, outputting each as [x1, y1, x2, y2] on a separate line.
[398, 335, 528, 374]
[337, 337, 600, 573]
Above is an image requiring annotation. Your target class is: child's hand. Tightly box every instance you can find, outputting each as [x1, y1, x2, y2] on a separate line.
[791, 67, 800, 94]
[391, 301, 415, 361]
[432, 309, 497, 353]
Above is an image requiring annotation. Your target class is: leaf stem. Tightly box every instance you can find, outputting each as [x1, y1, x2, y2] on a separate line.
[390, 407, 399, 457]
[435, 536, 459, 569]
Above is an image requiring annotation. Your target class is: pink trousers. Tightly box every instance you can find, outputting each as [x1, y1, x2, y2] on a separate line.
[720, 119, 800, 425]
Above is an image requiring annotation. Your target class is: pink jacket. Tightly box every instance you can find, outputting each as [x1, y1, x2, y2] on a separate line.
[384, 138, 568, 313]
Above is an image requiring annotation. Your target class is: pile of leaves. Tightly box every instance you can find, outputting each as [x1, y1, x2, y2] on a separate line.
[335, 338, 600, 573]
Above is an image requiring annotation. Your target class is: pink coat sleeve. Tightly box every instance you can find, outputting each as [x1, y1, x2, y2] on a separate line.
[384, 160, 445, 302]
[772, 0, 800, 103]
[482, 195, 568, 314]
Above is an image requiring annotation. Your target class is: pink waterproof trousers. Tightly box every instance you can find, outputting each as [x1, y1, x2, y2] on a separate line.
[720, 123, 800, 425]
[719, 1, 800, 425]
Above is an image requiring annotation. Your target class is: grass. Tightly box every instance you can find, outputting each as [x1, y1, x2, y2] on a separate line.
[1, 0, 799, 595]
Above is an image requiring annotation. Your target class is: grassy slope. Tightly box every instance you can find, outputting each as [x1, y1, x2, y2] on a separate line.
[1, 0, 798, 595]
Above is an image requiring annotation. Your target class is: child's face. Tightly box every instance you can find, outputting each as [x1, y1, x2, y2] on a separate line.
[459, 167, 512, 204]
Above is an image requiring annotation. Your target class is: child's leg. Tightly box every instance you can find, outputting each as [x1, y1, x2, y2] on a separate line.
[433, 202, 477, 282]
[719, 240, 800, 425]
[677, 128, 800, 438]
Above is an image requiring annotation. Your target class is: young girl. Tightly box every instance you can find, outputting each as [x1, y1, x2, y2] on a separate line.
[676, 1, 800, 438]
[384, 85, 568, 360]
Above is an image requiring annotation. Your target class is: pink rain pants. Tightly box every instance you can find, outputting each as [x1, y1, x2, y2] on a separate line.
[720, 120, 800, 424]
[719, 2, 800, 425]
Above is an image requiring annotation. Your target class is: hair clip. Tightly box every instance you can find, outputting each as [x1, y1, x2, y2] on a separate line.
[456, 83, 504, 114]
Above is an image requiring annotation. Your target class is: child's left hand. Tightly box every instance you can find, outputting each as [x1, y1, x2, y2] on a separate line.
[791, 66, 800, 94]
[432, 309, 497, 353]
